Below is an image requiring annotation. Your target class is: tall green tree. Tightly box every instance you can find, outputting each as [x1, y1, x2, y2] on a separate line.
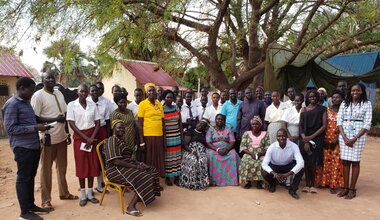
[42, 39, 100, 87]
[1, 0, 379, 90]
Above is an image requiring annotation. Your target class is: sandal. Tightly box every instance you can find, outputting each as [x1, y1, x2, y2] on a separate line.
[126, 210, 143, 217]
[302, 186, 310, 193]
[87, 197, 99, 204]
[41, 202, 54, 211]
[243, 182, 252, 189]
[344, 188, 356, 200]
[337, 188, 349, 197]
[60, 194, 79, 200]
[330, 188, 338, 194]
[310, 187, 318, 194]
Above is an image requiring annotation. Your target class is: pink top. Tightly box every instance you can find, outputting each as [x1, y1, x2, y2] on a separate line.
[248, 131, 266, 148]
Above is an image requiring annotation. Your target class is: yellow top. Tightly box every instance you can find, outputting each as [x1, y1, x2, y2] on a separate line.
[137, 99, 164, 136]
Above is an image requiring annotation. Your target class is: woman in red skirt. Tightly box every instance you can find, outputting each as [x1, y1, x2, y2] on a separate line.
[67, 83, 101, 207]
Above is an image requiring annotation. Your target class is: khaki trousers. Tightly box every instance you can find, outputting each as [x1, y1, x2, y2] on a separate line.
[40, 140, 70, 204]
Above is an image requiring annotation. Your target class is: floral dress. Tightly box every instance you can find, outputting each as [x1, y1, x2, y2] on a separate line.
[315, 107, 344, 189]
[239, 131, 270, 184]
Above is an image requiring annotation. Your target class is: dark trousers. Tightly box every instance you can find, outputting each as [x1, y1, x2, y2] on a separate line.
[13, 147, 40, 214]
[262, 161, 304, 192]
[234, 132, 242, 157]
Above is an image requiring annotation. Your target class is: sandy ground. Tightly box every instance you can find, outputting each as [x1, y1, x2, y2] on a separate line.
[0, 137, 379, 220]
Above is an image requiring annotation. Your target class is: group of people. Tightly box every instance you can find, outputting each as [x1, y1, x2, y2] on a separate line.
[2, 73, 373, 219]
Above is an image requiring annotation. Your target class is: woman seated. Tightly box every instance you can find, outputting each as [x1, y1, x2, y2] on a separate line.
[179, 119, 210, 190]
[239, 116, 270, 189]
[104, 120, 162, 217]
[206, 114, 240, 186]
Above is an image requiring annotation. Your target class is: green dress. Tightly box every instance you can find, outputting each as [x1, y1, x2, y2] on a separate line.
[239, 131, 270, 184]
[110, 109, 137, 159]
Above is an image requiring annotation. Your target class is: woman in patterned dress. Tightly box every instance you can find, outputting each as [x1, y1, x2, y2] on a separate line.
[337, 83, 372, 199]
[162, 90, 183, 186]
[315, 90, 344, 194]
[239, 116, 270, 189]
[110, 93, 138, 160]
[104, 120, 162, 217]
[179, 119, 210, 190]
[206, 114, 240, 186]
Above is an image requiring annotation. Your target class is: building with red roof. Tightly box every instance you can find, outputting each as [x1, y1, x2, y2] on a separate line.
[103, 60, 186, 101]
[0, 51, 34, 96]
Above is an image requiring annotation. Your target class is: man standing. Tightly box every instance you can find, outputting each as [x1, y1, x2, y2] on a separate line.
[284, 87, 296, 107]
[157, 86, 164, 103]
[218, 90, 228, 113]
[262, 129, 304, 199]
[181, 92, 198, 130]
[197, 96, 208, 120]
[193, 87, 211, 108]
[128, 88, 144, 118]
[31, 72, 78, 210]
[255, 86, 264, 100]
[203, 92, 221, 126]
[237, 87, 266, 139]
[221, 88, 242, 152]
[3, 77, 51, 220]
[328, 80, 348, 106]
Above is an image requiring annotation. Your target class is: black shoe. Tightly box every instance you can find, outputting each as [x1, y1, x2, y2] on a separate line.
[268, 184, 276, 193]
[29, 205, 51, 214]
[79, 199, 87, 207]
[19, 212, 43, 220]
[289, 190, 300, 199]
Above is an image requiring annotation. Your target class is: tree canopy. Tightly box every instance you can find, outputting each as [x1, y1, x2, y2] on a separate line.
[1, 0, 379, 90]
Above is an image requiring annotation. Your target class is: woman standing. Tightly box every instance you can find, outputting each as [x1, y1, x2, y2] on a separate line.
[110, 93, 138, 160]
[315, 90, 344, 194]
[179, 119, 210, 190]
[239, 116, 270, 189]
[337, 83, 372, 199]
[299, 89, 327, 194]
[138, 83, 165, 177]
[265, 91, 287, 144]
[67, 83, 101, 207]
[104, 120, 162, 217]
[206, 114, 240, 186]
[282, 94, 304, 144]
[162, 90, 183, 186]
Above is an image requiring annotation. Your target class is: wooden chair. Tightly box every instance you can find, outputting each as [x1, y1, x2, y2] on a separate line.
[96, 140, 128, 214]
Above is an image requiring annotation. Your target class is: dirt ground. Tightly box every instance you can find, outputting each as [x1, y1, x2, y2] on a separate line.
[0, 137, 379, 220]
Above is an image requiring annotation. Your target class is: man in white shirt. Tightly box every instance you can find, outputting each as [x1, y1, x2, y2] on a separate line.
[203, 92, 221, 126]
[217, 90, 228, 113]
[95, 81, 115, 115]
[262, 128, 304, 199]
[284, 87, 296, 108]
[127, 88, 144, 118]
[181, 92, 198, 130]
[31, 72, 77, 210]
[193, 86, 212, 108]
[197, 96, 208, 120]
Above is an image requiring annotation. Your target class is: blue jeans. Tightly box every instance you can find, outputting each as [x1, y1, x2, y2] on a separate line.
[13, 147, 40, 214]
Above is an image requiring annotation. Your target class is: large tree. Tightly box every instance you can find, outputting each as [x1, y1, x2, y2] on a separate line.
[1, 0, 379, 90]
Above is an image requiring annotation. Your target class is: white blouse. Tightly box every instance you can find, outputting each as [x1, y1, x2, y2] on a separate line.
[67, 99, 101, 130]
[281, 106, 301, 125]
[265, 102, 288, 123]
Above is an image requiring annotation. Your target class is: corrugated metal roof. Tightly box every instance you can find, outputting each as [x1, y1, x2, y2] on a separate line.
[0, 51, 34, 77]
[119, 60, 179, 87]
[327, 51, 379, 75]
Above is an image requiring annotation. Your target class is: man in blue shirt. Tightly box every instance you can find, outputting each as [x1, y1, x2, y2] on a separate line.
[2, 77, 50, 220]
[221, 88, 242, 154]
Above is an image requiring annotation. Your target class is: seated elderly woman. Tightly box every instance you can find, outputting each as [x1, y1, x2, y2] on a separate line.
[179, 119, 210, 190]
[104, 120, 162, 217]
[206, 114, 240, 186]
[239, 116, 270, 189]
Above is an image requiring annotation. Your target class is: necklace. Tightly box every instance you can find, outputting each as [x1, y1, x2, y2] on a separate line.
[195, 129, 202, 133]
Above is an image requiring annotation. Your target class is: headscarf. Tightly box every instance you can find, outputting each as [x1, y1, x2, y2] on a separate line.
[251, 115, 263, 126]
[317, 87, 327, 94]
[111, 119, 124, 129]
[144, 83, 156, 93]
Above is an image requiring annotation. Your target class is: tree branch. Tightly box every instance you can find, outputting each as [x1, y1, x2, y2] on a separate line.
[324, 39, 380, 58]
[259, 0, 280, 16]
[294, 0, 324, 48]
